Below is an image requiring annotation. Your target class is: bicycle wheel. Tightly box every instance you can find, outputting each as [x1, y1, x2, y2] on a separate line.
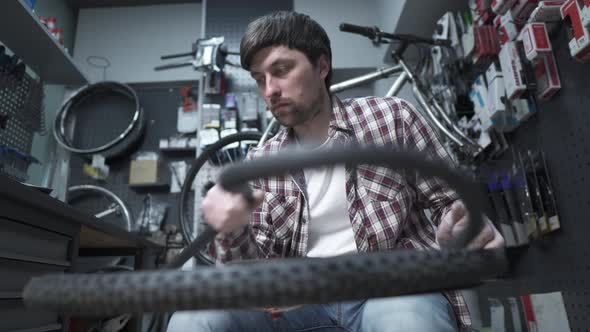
[67, 184, 133, 232]
[24, 146, 508, 316]
[179, 131, 263, 265]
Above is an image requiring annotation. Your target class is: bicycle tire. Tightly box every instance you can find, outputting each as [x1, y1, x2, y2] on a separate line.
[23, 248, 506, 316]
[24, 146, 508, 315]
[179, 131, 263, 264]
[53, 81, 145, 159]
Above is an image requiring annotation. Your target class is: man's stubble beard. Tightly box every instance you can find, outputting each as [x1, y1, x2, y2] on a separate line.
[273, 92, 324, 128]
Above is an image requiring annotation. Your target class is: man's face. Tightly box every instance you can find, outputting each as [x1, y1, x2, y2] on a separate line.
[249, 46, 329, 128]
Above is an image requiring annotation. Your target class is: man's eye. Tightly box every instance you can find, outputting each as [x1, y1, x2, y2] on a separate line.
[274, 66, 290, 76]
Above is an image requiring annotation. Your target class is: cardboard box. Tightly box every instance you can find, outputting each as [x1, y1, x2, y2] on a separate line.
[129, 159, 158, 185]
[511, 0, 541, 23]
[512, 97, 537, 123]
[495, 11, 523, 44]
[581, 0, 590, 27]
[518, 22, 553, 61]
[561, 0, 590, 62]
[486, 62, 508, 119]
[499, 41, 527, 99]
[534, 51, 561, 100]
[528, 1, 566, 22]
[469, 75, 493, 131]
[477, 0, 497, 23]
[474, 24, 501, 61]
[492, 0, 518, 15]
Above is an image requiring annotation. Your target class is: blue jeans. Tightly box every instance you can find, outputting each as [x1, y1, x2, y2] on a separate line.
[167, 293, 458, 332]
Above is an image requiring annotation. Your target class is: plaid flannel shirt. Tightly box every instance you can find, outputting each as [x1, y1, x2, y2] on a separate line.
[212, 96, 470, 329]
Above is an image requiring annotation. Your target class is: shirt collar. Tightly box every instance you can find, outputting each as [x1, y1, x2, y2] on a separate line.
[329, 96, 353, 133]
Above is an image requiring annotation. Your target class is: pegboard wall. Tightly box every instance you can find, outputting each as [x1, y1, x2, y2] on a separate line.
[475, 24, 590, 330]
[66, 0, 294, 241]
[67, 85, 192, 233]
[0, 73, 45, 153]
[206, 0, 293, 92]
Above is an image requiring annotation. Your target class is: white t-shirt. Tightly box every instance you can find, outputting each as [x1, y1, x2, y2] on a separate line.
[301, 140, 357, 257]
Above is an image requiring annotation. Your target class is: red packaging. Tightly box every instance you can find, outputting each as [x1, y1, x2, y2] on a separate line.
[511, 0, 541, 23]
[477, 0, 497, 23]
[492, 0, 518, 15]
[528, 1, 566, 22]
[561, 0, 590, 62]
[46, 16, 56, 29]
[49, 28, 59, 39]
[581, 0, 590, 27]
[56, 28, 64, 45]
[519, 22, 552, 61]
[495, 10, 524, 44]
[475, 25, 501, 57]
[534, 51, 561, 100]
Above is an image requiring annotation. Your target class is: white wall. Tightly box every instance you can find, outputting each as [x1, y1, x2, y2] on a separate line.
[74, 3, 202, 84]
[294, 0, 412, 102]
[294, 0, 384, 69]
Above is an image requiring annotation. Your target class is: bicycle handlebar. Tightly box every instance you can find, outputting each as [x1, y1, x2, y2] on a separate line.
[339, 23, 379, 40]
[339, 22, 451, 48]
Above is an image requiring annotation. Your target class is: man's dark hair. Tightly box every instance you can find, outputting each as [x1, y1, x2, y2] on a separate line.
[240, 11, 333, 92]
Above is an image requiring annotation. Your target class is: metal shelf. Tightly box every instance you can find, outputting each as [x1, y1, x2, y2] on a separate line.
[0, 0, 88, 85]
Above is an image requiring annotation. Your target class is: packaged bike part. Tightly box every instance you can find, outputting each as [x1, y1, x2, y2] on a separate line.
[500, 172, 530, 245]
[499, 41, 528, 99]
[533, 51, 561, 100]
[237, 92, 260, 122]
[581, 0, 590, 27]
[201, 103, 221, 128]
[488, 174, 518, 247]
[83, 154, 109, 180]
[169, 161, 188, 194]
[137, 194, 168, 234]
[485, 62, 519, 132]
[494, 10, 523, 44]
[492, 0, 518, 15]
[518, 22, 553, 62]
[507, 297, 528, 331]
[514, 151, 539, 239]
[511, 0, 542, 24]
[511, 96, 538, 123]
[531, 150, 561, 231]
[129, 152, 160, 186]
[470, 75, 493, 131]
[526, 292, 571, 331]
[489, 298, 507, 331]
[477, 0, 497, 23]
[461, 19, 476, 56]
[524, 150, 550, 234]
[527, 1, 567, 23]
[561, 0, 590, 62]
[177, 106, 199, 133]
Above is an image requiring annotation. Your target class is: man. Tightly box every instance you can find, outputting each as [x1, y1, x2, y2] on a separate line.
[168, 11, 503, 332]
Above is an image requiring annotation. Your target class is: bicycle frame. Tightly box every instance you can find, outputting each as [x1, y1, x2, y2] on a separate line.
[259, 57, 479, 151]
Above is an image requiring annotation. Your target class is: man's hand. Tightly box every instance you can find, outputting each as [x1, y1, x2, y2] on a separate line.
[202, 184, 265, 233]
[436, 200, 505, 249]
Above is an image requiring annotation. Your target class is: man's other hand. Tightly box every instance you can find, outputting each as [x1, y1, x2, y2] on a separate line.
[436, 200, 505, 249]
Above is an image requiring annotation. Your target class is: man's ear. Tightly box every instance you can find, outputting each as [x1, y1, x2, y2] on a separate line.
[318, 54, 330, 81]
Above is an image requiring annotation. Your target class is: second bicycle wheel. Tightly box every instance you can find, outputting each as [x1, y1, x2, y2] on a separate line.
[179, 131, 263, 265]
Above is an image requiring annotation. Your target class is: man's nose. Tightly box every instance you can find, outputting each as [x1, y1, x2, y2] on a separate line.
[264, 77, 280, 99]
